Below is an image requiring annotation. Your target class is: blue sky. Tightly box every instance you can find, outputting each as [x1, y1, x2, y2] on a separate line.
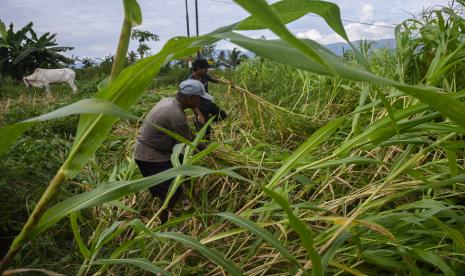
[0, 0, 450, 58]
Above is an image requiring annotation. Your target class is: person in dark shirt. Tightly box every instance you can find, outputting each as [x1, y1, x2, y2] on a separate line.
[189, 58, 227, 139]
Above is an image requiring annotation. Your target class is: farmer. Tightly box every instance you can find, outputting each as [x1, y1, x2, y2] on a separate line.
[189, 58, 228, 139]
[134, 79, 205, 223]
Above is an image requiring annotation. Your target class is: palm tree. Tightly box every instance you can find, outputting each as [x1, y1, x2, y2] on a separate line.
[218, 50, 226, 62]
[127, 50, 138, 65]
[131, 29, 159, 59]
[229, 48, 246, 68]
[80, 57, 95, 68]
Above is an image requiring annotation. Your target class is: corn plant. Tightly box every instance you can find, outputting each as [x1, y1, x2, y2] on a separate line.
[2, 0, 465, 275]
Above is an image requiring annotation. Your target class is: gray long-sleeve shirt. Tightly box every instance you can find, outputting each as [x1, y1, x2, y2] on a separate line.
[134, 97, 193, 162]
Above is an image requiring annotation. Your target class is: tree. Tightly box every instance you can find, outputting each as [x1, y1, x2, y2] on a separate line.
[97, 54, 114, 73]
[131, 29, 159, 59]
[201, 43, 217, 59]
[0, 20, 73, 79]
[80, 57, 95, 68]
[127, 50, 138, 65]
[218, 50, 226, 62]
[229, 47, 248, 68]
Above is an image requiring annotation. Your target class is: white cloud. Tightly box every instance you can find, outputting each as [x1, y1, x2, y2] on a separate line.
[361, 4, 374, 22]
[296, 21, 394, 45]
[296, 29, 322, 41]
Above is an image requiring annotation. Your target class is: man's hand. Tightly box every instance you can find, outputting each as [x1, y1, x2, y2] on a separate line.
[197, 113, 206, 125]
[194, 107, 206, 124]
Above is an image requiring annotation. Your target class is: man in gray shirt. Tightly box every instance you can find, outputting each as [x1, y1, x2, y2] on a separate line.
[134, 79, 205, 223]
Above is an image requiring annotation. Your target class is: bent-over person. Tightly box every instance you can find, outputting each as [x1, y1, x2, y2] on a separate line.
[134, 79, 205, 223]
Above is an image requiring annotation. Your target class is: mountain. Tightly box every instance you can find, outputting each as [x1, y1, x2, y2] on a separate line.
[324, 38, 396, 55]
[210, 38, 396, 59]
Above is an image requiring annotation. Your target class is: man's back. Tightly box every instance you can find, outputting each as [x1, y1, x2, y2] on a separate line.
[134, 97, 192, 162]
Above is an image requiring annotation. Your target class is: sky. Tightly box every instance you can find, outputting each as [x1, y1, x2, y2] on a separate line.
[0, 0, 451, 58]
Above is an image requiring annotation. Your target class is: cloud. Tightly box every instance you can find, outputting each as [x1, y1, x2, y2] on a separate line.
[297, 21, 394, 45]
[361, 4, 374, 22]
[296, 29, 323, 41]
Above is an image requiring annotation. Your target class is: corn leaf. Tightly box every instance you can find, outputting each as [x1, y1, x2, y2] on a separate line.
[69, 212, 91, 258]
[412, 248, 456, 276]
[93, 258, 171, 275]
[217, 212, 302, 269]
[0, 98, 135, 155]
[130, 220, 243, 276]
[263, 187, 322, 276]
[267, 117, 345, 189]
[30, 165, 248, 238]
[123, 0, 142, 26]
[233, 0, 331, 71]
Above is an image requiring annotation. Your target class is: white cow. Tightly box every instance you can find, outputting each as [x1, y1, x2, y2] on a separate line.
[23, 68, 78, 94]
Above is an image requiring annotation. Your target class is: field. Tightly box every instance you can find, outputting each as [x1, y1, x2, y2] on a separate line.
[1, 0, 465, 275]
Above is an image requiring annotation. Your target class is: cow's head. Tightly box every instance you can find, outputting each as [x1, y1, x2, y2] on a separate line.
[23, 77, 30, 88]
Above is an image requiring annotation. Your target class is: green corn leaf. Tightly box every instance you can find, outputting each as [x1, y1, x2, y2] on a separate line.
[412, 248, 456, 276]
[130, 220, 243, 276]
[267, 117, 345, 189]
[333, 90, 465, 155]
[0, 98, 135, 154]
[236, 0, 367, 67]
[351, 85, 369, 136]
[123, 0, 142, 26]
[233, 0, 331, 72]
[446, 149, 459, 177]
[156, 232, 243, 276]
[302, 157, 381, 170]
[262, 187, 322, 276]
[213, 32, 465, 133]
[431, 217, 465, 250]
[366, 112, 441, 145]
[105, 200, 139, 214]
[320, 232, 351, 272]
[217, 212, 302, 269]
[30, 165, 248, 238]
[362, 251, 407, 271]
[94, 258, 171, 275]
[188, 142, 220, 164]
[69, 212, 91, 259]
[63, 33, 220, 178]
[0, 19, 6, 39]
[94, 221, 125, 250]
[0, 98, 135, 156]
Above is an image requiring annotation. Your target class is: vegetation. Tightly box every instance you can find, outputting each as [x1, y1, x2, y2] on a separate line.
[131, 29, 160, 59]
[1, 0, 465, 275]
[0, 20, 73, 79]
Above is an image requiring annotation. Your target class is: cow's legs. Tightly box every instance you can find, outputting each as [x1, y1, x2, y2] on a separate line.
[68, 81, 78, 94]
[44, 84, 52, 96]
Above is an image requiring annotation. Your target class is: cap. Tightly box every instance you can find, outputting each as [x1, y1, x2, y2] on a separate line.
[179, 79, 205, 96]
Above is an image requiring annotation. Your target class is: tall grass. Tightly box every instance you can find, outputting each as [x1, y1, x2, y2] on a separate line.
[1, 0, 465, 275]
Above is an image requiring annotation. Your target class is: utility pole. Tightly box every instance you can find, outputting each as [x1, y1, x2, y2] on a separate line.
[195, 0, 200, 58]
[185, 0, 192, 69]
[185, 0, 190, 37]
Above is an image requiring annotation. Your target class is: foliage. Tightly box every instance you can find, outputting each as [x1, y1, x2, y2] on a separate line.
[131, 29, 159, 58]
[2, 0, 465, 275]
[0, 20, 73, 79]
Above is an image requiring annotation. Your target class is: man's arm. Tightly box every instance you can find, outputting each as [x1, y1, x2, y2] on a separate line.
[172, 122, 195, 142]
[206, 73, 220, 84]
